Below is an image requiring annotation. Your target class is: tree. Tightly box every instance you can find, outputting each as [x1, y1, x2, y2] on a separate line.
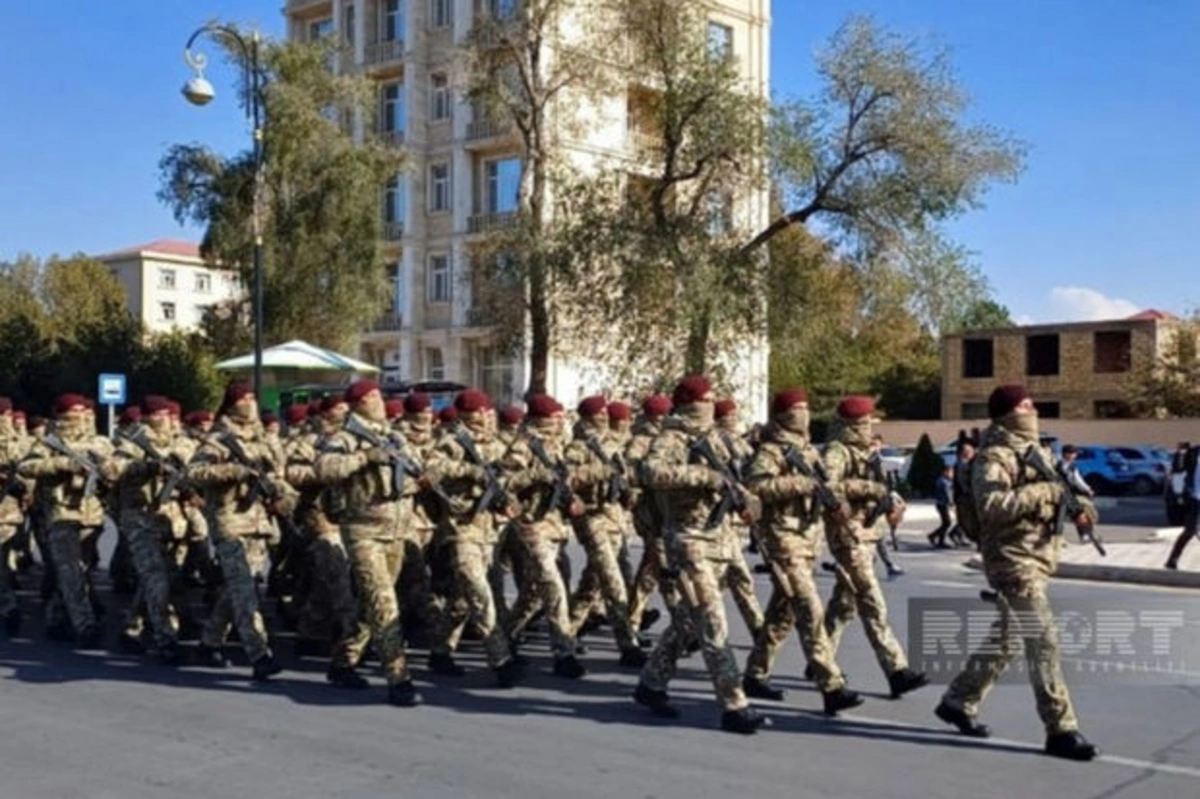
[134, 331, 225, 413]
[746, 15, 1025, 254]
[1126, 314, 1200, 418]
[159, 29, 404, 353]
[956, 298, 1013, 331]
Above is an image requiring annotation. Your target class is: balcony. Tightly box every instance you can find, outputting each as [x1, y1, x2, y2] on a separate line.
[465, 118, 513, 143]
[383, 221, 405, 241]
[365, 38, 404, 66]
[468, 211, 519, 234]
[377, 128, 406, 148]
[287, 0, 332, 12]
[369, 310, 404, 332]
[627, 129, 662, 163]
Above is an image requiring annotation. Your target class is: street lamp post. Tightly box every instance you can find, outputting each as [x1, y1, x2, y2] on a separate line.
[182, 24, 266, 398]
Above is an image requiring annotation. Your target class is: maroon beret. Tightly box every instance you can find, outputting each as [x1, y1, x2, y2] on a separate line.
[185, 410, 214, 426]
[642, 394, 672, 417]
[578, 395, 608, 417]
[404, 392, 432, 413]
[0, 397, 12, 414]
[320, 395, 347, 414]
[439, 406, 459, 423]
[607, 401, 632, 421]
[222, 382, 254, 409]
[527, 393, 564, 419]
[54, 393, 89, 415]
[771, 389, 809, 415]
[345, 379, 381, 405]
[307, 400, 323, 419]
[167, 401, 182, 418]
[672, 375, 712, 407]
[120, 407, 143, 424]
[455, 389, 492, 413]
[988, 384, 1030, 419]
[285, 405, 308, 425]
[261, 410, 280, 426]
[836, 395, 875, 421]
[83, 398, 96, 411]
[714, 399, 737, 420]
[499, 406, 525, 426]
[384, 398, 404, 420]
[142, 396, 170, 415]
[13, 410, 26, 421]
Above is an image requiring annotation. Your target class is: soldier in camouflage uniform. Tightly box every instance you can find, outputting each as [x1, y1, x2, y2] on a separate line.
[632, 376, 766, 734]
[0, 397, 31, 637]
[626, 395, 674, 634]
[315, 380, 422, 705]
[397, 392, 442, 637]
[821, 396, 928, 700]
[189, 383, 296, 681]
[501, 394, 587, 678]
[714, 399, 765, 639]
[19, 394, 119, 647]
[487, 405, 526, 618]
[564, 397, 646, 667]
[607, 401, 637, 590]
[936, 385, 1100, 761]
[424, 389, 523, 687]
[739, 390, 863, 716]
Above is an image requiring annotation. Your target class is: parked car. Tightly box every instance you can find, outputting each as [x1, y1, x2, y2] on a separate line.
[876, 446, 911, 478]
[1071, 446, 1135, 495]
[1106, 446, 1168, 496]
[908, 434, 1062, 475]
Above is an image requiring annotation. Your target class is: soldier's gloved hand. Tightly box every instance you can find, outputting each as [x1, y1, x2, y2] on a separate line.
[367, 447, 393, 465]
[706, 469, 729, 491]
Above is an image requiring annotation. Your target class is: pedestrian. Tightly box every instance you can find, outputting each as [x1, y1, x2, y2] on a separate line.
[927, 461, 955, 549]
[1164, 442, 1199, 570]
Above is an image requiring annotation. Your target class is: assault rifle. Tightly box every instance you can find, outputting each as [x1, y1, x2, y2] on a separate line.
[863, 453, 902, 530]
[1024, 445, 1107, 556]
[688, 436, 748, 530]
[781, 444, 840, 513]
[583, 434, 631, 506]
[220, 433, 285, 510]
[344, 414, 423, 498]
[43, 433, 102, 498]
[528, 436, 575, 517]
[454, 429, 509, 520]
[120, 425, 186, 510]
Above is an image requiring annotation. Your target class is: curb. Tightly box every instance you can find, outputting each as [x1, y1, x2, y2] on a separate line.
[963, 557, 1200, 590]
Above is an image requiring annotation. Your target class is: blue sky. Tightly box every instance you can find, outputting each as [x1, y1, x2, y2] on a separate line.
[1, 1, 1196, 323]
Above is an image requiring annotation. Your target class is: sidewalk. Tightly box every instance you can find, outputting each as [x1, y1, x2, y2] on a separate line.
[961, 534, 1200, 589]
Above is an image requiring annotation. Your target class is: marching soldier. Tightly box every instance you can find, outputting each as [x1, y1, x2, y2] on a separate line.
[632, 376, 765, 734]
[315, 379, 422, 705]
[1, 397, 32, 637]
[190, 382, 296, 681]
[821, 396, 928, 699]
[626, 394, 673, 634]
[564, 396, 646, 667]
[935, 385, 1100, 761]
[489, 405, 526, 617]
[714, 398, 765, 639]
[607, 401, 637, 589]
[740, 389, 862, 715]
[397, 392, 442, 637]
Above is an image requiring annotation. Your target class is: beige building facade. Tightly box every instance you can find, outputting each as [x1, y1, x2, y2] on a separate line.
[285, 0, 771, 414]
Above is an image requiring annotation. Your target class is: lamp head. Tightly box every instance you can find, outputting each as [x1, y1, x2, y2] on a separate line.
[182, 75, 216, 106]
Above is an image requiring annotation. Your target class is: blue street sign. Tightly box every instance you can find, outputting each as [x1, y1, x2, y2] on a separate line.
[97, 373, 127, 406]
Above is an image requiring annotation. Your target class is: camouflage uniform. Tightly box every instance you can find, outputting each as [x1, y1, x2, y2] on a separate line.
[742, 424, 846, 692]
[564, 424, 640, 654]
[425, 424, 514, 669]
[626, 417, 680, 630]
[0, 415, 31, 625]
[19, 421, 117, 639]
[716, 428, 765, 635]
[638, 416, 749, 713]
[315, 413, 418, 686]
[821, 422, 910, 676]
[189, 416, 295, 665]
[940, 423, 1085, 734]
[399, 414, 442, 630]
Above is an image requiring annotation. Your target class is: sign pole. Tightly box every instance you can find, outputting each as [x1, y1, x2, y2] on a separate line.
[107, 404, 114, 439]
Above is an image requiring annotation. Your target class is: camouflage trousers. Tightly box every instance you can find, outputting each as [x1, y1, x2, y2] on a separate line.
[569, 515, 638, 651]
[337, 529, 410, 684]
[640, 535, 749, 712]
[0, 524, 18, 617]
[398, 522, 439, 630]
[723, 524, 764, 634]
[504, 527, 577, 660]
[488, 524, 524, 618]
[432, 538, 512, 668]
[46, 521, 101, 635]
[201, 535, 273, 663]
[628, 532, 683, 631]
[824, 540, 908, 675]
[297, 530, 358, 650]
[120, 517, 178, 650]
[743, 533, 845, 692]
[941, 580, 1079, 734]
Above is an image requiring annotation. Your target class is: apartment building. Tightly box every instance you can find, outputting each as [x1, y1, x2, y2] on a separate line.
[284, 0, 771, 413]
[97, 239, 242, 335]
[941, 310, 1178, 420]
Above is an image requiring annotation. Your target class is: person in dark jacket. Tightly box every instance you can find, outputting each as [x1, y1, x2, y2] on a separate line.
[927, 463, 956, 548]
[1165, 443, 1200, 570]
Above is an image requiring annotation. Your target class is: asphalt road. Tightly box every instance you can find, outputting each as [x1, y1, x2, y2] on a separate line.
[2, 520, 1199, 799]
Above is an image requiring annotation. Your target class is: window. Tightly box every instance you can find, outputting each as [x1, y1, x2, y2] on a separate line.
[308, 17, 334, 42]
[960, 403, 990, 420]
[382, 82, 406, 134]
[1094, 400, 1134, 419]
[428, 255, 450, 303]
[487, 0, 519, 21]
[429, 162, 450, 212]
[961, 338, 994, 378]
[343, 4, 355, 45]
[1033, 401, 1060, 419]
[194, 272, 212, 293]
[160, 302, 176, 321]
[431, 73, 451, 121]
[431, 0, 452, 28]
[1093, 330, 1132, 373]
[158, 268, 177, 290]
[384, 176, 405, 224]
[384, 0, 406, 42]
[1026, 334, 1060, 376]
[705, 193, 733, 235]
[425, 347, 445, 381]
[476, 346, 515, 405]
[707, 21, 733, 60]
[484, 157, 522, 214]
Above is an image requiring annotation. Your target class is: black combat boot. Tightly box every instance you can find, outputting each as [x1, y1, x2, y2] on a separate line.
[327, 664, 370, 689]
[1045, 731, 1098, 761]
[935, 701, 991, 738]
[3, 608, 20, 638]
[637, 608, 661, 632]
[251, 653, 283, 681]
[633, 682, 680, 719]
[494, 658, 525, 688]
[75, 624, 103, 650]
[888, 668, 929, 698]
[428, 651, 466, 677]
[822, 687, 864, 716]
[618, 647, 648, 668]
[507, 641, 530, 667]
[194, 643, 228, 668]
[387, 680, 423, 707]
[553, 654, 587, 679]
[117, 631, 145, 654]
[742, 675, 785, 701]
[157, 641, 184, 667]
[720, 707, 768, 735]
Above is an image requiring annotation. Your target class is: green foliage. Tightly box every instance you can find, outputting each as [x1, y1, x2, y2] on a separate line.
[1126, 313, 1200, 418]
[906, 433, 946, 498]
[134, 332, 225, 413]
[956, 298, 1014, 331]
